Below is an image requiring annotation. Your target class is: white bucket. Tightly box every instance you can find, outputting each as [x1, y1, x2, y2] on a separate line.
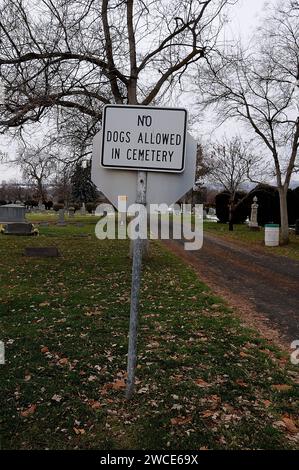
[265, 224, 280, 247]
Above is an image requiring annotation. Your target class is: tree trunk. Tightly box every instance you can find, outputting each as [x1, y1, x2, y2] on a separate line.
[278, 187, 289, 245]
[37, 179, 44, 202]
[228, 201, 234, 231]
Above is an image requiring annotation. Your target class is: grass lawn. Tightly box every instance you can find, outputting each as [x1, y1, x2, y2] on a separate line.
[203, 222, 299, 261]
[0, 218, 298, 450]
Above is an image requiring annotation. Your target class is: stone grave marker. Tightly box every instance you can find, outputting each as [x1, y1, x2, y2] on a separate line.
[80, 203, 86, 216]
[0, 204, 26, 223]
[2, 223, 37, 236]
[249, 196, 260, 231]
[24, 247, 60, 257]
[57, 209, 66, 226]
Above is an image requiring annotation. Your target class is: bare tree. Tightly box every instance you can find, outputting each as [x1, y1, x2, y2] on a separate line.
[16, 145, 57, 202]
[0, 0, 237, 151]
[51, 164, 72, 206]
[208, 136, 263, 230]
[197, 0, 299, 244]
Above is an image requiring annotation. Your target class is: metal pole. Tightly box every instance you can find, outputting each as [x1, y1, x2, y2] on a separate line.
[126, 170, 147, 399]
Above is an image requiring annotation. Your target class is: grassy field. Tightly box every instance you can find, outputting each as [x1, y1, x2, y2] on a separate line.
[0, 218, 298, 450]
[203, 222, 299, 261]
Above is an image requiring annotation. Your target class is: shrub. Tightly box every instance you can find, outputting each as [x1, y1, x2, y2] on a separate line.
[249, 184, 297, 226]
[44, 200, 53, 210]
[53, 203, 64, 212]
[25, 199, 38, 208]
[215, 191, 249, 224]
[86, 202, 97, 213]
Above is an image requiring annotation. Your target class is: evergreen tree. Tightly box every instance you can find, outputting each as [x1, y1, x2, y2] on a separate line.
[71, 162, 98, 204]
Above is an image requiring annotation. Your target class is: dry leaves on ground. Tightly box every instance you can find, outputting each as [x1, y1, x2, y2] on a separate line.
[20, 404, 37, 417]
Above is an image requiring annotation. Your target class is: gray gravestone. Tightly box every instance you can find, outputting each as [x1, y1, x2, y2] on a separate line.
[80, 202, 86, 216]
[57, 209, 66, 226]
[69, 208, 75, 217]
[24, 247, 60, 257]
[0, 204, 26, 223]
[2, 223, 36, 236]
[249, 196, 259, 231]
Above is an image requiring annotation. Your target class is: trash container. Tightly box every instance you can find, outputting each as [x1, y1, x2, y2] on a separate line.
[265, 224, 280, 246]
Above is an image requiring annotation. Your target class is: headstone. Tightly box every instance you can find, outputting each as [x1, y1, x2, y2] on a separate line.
[2, 223, 37, 236]
[249, 196, 260, 231]
[0, 204, 26, 223]
[38, 202, 45, 212]
[69, 208, 75, 217]
[203, 209, 207, 220]
[39, 222, 49, 227]
[80, 203, 86, 216]
[57, 209, 66, 226]
[24, 247, 60, 257]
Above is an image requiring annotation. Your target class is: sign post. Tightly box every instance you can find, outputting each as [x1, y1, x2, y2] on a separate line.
[92, 104, 195, 399]
[126, 170, 147, 399]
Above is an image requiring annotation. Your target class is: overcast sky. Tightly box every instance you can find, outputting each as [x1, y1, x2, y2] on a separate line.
[0, 0, 277, 182]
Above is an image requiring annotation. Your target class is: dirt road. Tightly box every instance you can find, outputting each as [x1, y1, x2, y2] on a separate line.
[164, 232, 299, 346]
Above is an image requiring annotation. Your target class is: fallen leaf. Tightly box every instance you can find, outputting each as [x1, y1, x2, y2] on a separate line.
[20, 404, 37, 417]
[282, 417, 299, 434]
[170, 416, 193, 426]
[262, 400, 272, 408]
[51, 394, 63, 402]
[201, 410, 215, 418]
[88, 375, 97, 382]
[112, 379, 126, 390]
[239, 351, 249, 358]
[73, 427, 86, 435]
[235, 379, 248, 388]
[41, 346, 49, 353]
[272, 384, 292, 392]
[58, 358, 68, 365]
[172, 404, 183, 411]
[88, 400, 101, 410]
[195, 378, 210, 388]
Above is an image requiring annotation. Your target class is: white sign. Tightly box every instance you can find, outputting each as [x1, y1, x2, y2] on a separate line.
[101, 105, 187, 173]
[92, 131, 197, 208]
